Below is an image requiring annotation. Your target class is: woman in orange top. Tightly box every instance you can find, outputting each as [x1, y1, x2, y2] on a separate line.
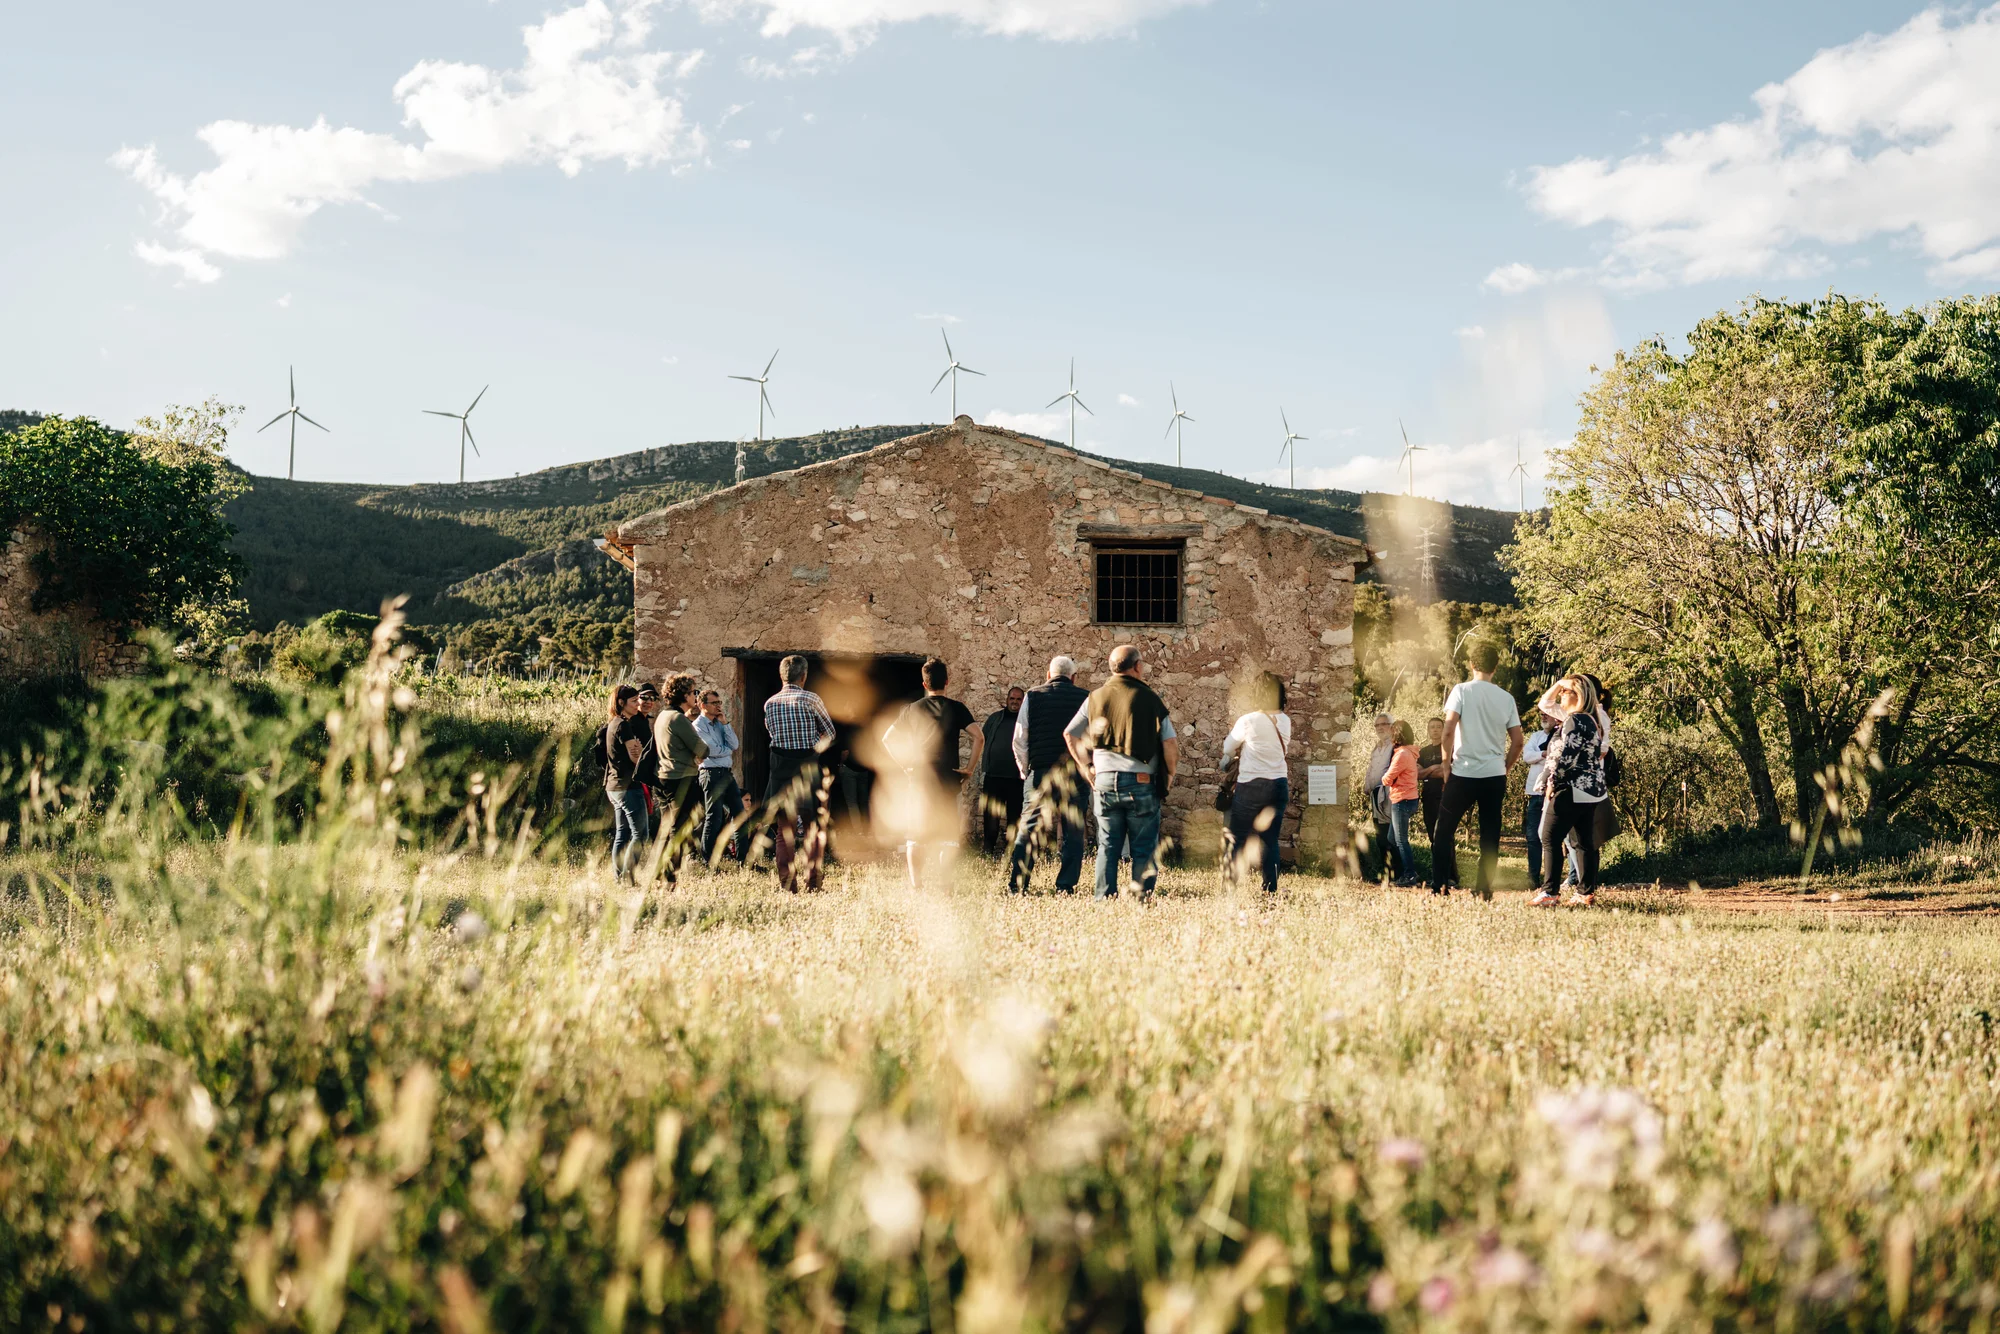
[1383, 721, 1423, 886]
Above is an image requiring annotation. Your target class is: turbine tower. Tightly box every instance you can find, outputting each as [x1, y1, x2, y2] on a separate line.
[1046, 359, 1093, 450]
[257, 366, 327, 481]
[424, 385, 488, 484]
[1165, 384, 1194, 467]
[1278, 409, 1308, 489]
[1398, 419, 1427, 496]
[1508, 435, 1531, 511]
[931, 330, 983, 420]
[729, 349, 778, 485]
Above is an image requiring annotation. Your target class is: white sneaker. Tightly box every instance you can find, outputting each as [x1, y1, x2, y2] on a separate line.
[1529, 891, 1561, 907]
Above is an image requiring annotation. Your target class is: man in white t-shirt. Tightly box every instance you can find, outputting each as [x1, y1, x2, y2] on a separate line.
[1430, 643, 1524, 899]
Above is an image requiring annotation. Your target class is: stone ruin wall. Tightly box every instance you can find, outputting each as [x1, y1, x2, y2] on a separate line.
[625, 426, 1360, 867]
[0, 528, 139, 678]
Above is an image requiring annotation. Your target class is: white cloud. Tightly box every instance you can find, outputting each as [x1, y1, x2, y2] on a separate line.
[913, 312, 960, 324]
[132, 240, 220, 283]
[275, 291, 292, 308]
[1454, 324, 1485, 339]
[1265, 431, 1557, 510]
[982, 409, 1066, 440]
[1479, 262, 1586, 294]
[1510, 4, 2000, 287]
[114, 0, 700, 279]
[727, 138, 753, 150]
[1117, 392, 1140, 407]
[713, 0, 1208, 40]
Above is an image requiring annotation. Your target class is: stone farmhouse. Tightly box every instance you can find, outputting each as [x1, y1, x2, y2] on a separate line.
[612, 419, 1369, 867]
[1, 527, 139, 678]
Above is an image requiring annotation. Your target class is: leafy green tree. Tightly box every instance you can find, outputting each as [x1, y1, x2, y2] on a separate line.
[0, 415, 240, 635]
[1509, 296, 2000, 831]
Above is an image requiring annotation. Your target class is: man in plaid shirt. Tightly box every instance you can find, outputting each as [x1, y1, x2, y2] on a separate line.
[762, 654, 836, 891]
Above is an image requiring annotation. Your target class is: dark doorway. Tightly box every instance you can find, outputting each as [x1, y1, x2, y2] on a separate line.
[734, 651, 927, 807]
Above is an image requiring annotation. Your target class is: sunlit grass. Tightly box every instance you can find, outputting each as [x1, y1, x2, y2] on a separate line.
[6, 848, 2000, 1331]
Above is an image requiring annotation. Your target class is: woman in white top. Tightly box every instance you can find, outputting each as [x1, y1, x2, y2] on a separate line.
[1221, 671, 1294, 893]
[1532, 674, 1608, 907]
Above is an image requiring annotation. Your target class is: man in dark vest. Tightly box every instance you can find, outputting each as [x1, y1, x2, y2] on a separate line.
[1065, 644, 1180, 900]
[1005, 656, 1090, 894]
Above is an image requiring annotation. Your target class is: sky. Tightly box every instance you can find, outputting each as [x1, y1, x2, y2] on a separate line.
[4, 0, 1998, 508]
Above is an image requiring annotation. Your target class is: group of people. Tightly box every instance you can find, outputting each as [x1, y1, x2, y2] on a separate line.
[597, 644, 1297, 899]
[1361, 644, 1618, 904]
[599, 640, 1617, 903]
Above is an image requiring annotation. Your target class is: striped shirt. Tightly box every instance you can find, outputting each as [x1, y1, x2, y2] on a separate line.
[764, 685, 835, 751]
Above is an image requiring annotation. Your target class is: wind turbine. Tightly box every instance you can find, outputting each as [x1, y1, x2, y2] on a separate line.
[1164, 384, 1194, 467]
[1508, 435, 1531, 511]
[1277, 409, 1308, 489]
[1398, 418, 1427, 496]
[257, 366, 327, 481]
[931, 330, 983, 420]
[1046, 359, 1093, 450]
[729, 350, 778, 443]
[424, 386, 488, 484]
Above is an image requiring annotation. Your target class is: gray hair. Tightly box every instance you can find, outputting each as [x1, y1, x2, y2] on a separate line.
[779, 653, 810, 686]
[1048, 655, 1077, 679]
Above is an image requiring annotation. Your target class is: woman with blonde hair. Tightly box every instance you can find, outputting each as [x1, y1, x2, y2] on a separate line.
[1533, 674, 1608, 906]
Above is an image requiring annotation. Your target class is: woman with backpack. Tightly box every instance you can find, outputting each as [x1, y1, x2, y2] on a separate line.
[1220, 672, 1293, 894]
[597, 683, 652, 884]
[1532, 675, 1608, 907]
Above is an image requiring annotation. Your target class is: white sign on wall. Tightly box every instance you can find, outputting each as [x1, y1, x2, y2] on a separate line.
[1306, 764, 1342, 806]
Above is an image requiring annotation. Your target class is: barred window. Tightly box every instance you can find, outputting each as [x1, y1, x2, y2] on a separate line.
[1093, 545, 1183, 625]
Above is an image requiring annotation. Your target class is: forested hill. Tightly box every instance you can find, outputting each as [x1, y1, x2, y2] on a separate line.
[8, 408, 1522, 671]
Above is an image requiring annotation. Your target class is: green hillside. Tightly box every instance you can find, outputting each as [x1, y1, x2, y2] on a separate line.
[9, 409, 1523, 671]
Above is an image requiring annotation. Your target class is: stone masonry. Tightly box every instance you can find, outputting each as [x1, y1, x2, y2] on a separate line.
[1, 527, 137, 678]
[618, 420, 1367, 867]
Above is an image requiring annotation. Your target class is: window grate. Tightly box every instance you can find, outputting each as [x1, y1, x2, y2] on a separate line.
[1093, 546, 1183, 625]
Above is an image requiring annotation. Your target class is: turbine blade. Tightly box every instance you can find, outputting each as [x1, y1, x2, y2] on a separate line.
[942, 329, 954, 359]
[1165, 420, 1176, 440]
[289, 365, 296, 406]
[466, 384, 489, 415]
[931, 367, 953, 393]
[761, 387, 776, 419]
[1047, 395, 1067, 410]
[962, 366, 984, 377]
[1399, 418, 1411, 447]
[424, 409, 459, 418]
[728, 375, 758, 383]
[1170, 383, 1179, 410]
[464, 424, 480, 455]
[298, 412, 329, 432]
[1184, 413, 1196, 423]
[1281, 408, 1292, 433]
[763, 348, 780, 377]
[258, 411, 290, 432]
[1075, 397, 1093, 416]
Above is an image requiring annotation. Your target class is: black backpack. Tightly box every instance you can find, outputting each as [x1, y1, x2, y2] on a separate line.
[1603, 745, 1622, 790]
[579, 722, 612, 784]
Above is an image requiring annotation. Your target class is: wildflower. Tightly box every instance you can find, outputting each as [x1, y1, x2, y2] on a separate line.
[1473, 1246, 1539, 1289]
[1762, 1204, 1815, 1262]
[1365, 1274, 1396, 1312]
[1687, 1218, 1739, 1282]
[1418, 1276, 1457, 1315]
[860, 1167, 925, 1256]
[453, 911, 489, 945]
[1570, 1228, 1617, 1263]
[1804, 1266, 1858, 1306]
[185, 1084, 218, 1137]
[458, 964, 483, 994]
[1378, 1137, 1427, 1170]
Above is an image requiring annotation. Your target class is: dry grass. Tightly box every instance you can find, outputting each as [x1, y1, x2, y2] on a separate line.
[6, 848, 2000, 1330]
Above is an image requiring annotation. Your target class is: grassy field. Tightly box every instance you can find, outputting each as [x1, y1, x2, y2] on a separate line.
[6, 846, 1999, 1332]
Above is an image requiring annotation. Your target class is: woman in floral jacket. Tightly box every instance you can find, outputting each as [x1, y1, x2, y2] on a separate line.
[1532, 675, 1608, 907]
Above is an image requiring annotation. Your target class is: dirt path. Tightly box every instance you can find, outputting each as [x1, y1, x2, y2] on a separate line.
[1612, 878, 2000, 917]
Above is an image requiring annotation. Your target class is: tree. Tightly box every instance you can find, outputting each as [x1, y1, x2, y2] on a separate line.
[0, 416, 241, 635]
[1507, 296, 2000, 831]
[130, 396, 251, 504]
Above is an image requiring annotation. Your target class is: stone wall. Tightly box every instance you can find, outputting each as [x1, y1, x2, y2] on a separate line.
[0, 527, 134, 678]
[620, 421, 1363, 867]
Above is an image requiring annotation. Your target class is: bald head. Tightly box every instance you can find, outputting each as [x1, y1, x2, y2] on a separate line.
[1109, 644, 1142, 676]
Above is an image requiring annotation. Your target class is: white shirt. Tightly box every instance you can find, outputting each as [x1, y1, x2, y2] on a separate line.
[1222, 711, 1292, 782]
[1521, 728, 1550, 794]
[1442, 678, 1522, 779]
[1065, 701, 1177, 775]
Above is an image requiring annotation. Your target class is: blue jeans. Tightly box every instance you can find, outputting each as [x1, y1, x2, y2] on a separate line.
[1524, 793, 1545, 887]
[1387, 796, 1421, 885]
[1008, 765, 1086, 893]
[1092, 770, 1161, 899]
[607, 786, 650, 881]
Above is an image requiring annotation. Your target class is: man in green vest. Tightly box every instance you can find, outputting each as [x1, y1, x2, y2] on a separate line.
[1064, 643, 1180, 900]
